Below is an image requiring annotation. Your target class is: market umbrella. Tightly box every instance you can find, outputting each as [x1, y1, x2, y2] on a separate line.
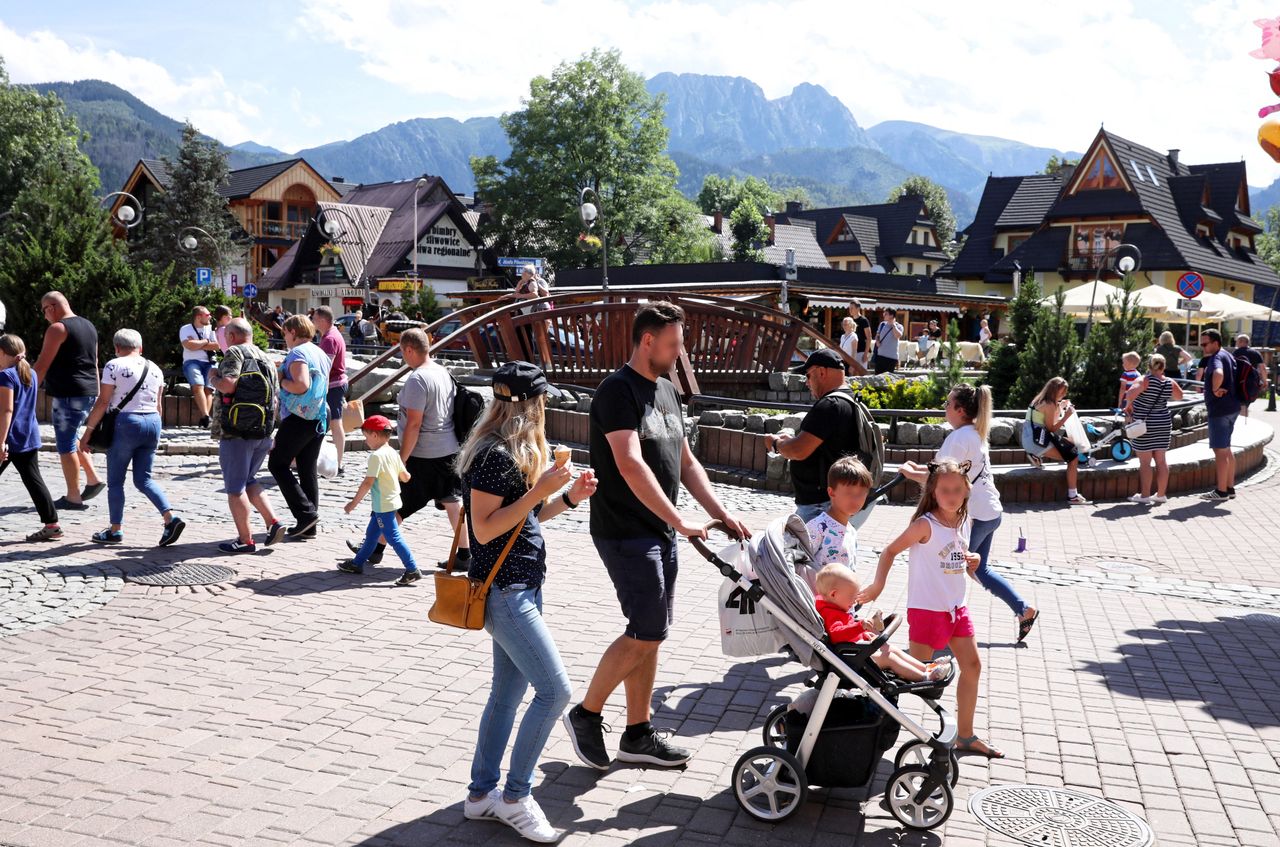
[1042, 281, 1127, 316]
[1131, 284, 1225, 322]
[1197, 290, 1273, 321]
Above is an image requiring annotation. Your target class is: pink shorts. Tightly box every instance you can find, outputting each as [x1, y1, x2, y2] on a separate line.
[907, 607, 975, 650]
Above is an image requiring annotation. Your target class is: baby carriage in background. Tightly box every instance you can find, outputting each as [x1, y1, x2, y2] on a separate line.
[690, 480, 961, 831]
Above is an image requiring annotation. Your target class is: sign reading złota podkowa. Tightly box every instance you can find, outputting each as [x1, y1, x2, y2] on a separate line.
[415, 220, 476, 269]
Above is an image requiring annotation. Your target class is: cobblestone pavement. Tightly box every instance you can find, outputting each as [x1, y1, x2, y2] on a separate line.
[0, 424, 1277, 846]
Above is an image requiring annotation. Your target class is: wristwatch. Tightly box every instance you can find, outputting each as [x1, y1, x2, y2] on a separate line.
[561, 491, 579, 509]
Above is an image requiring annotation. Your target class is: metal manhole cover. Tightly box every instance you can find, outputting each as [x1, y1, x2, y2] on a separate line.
[969, 785, 1153, 847]
[1072, 555, 1156, 575]
[125, 564, 237, 586]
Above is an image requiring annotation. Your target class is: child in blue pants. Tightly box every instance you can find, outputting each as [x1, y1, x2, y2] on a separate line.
[338, 415, 421, 586]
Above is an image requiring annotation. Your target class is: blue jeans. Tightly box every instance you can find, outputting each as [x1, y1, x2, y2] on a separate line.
[469, 587, 572, 802]
[353, 510, 418, 571]
[795, 499, 875, 531]
[51, 395, 96, 454]
[183, 359, 212, 388]
[107, 413, 170, 526]
[969, 514, 1028, 617]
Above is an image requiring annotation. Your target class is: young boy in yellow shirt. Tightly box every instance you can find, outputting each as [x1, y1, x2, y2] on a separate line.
[338, 415, 421, 586]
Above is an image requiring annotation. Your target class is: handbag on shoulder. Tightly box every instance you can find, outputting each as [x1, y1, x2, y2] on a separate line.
[87, 362, 152, 452]
[428, 507, 524, 630]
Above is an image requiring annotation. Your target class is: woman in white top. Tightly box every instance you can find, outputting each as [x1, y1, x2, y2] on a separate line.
[978, 319, 992, 350]
[901, 383, 1039, 643]
[80, 329, 185, 547]
[838, 317, 857, 372]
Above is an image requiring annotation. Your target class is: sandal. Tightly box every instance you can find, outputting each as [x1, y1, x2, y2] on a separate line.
[1018, 610, 1039, 644]
[956, 735, 1005, 759]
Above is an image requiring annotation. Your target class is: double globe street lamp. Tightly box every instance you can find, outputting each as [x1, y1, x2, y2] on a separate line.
[102, 191, 145, 231]
[1084, 243, 1142, 333]
[579, 187, 608, 291]
[314, 206, 369, 306]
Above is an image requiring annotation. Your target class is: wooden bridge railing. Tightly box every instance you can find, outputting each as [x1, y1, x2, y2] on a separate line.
[347, 288, 860, 405]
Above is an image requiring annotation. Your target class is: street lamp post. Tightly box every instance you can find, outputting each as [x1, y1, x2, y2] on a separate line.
[579, 186, 608, 291]
[178, 225, 225, 295]
[1085, 243, 1142, 333]
[103, 191, 144, 231]
[314, 206, 368, 308]
[411, 177, 429, 288]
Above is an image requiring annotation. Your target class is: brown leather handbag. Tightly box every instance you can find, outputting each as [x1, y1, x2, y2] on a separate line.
[428, 507, 524, 630]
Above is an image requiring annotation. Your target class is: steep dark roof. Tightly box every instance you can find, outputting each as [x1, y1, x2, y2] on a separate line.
[944, 176, 1021, 278]
[220, 159, 304, 199]
[1190, 162, 1263, 235]
[994, 174, 1064, 228]
[780, 196, 939, 271]
[988, 226, 1072, 278]
[139, 158, 173, 191]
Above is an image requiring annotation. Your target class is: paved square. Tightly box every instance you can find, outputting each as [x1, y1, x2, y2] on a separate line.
[1, 413, 1278, 846]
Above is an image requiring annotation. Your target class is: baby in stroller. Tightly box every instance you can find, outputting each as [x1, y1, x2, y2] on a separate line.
[815, 565, 951, 683]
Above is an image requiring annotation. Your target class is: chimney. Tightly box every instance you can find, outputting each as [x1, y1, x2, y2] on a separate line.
[785, 200, 803, 215]
[712, 211, 723, 234]
[1167, 149, 1180, 172]
[765, 215, 776, 246]
[1058, 163, 1077, 184]
[331, 176, 345, 183]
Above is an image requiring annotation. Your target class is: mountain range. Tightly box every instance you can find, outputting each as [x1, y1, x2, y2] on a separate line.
[31, 74, 1102, 229]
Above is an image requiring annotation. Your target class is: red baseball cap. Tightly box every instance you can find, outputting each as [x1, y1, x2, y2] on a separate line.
[360, 414, 395, 431]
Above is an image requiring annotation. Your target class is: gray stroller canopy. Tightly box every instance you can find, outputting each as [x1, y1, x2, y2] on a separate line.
[751, 515, 827, 671]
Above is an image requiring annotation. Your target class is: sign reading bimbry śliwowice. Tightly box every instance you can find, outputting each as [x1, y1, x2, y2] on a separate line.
[414, 221, 475, 269]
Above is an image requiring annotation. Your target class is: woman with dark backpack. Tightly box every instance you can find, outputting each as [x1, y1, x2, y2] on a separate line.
[458, 361, 596, 843]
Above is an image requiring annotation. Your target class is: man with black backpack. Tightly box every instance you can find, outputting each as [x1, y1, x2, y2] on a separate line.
[345, 327, 476, 568]
[767, 348, 881, 528]
[210, 318, 285, 553]
[1234, 334, 1268, 418]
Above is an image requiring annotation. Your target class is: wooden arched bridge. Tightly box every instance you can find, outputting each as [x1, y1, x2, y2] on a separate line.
[349, 288, 862, 403]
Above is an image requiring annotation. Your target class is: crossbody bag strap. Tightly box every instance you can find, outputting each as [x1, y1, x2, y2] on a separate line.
[477, 511, 526, 594]
[114, 362, 151, 413]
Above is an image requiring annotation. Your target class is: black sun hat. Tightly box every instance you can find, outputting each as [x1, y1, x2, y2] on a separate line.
[791, 348, 846, 374]
[492, 361, 564, 403]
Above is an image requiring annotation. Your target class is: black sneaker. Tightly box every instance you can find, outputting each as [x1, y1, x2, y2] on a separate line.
[286, 516, 319, 538]
[54, 497, 89, 511]
[158, 517, 186, 547]
[1200, 489, 1231, 502]
[337, 559, 365, 575]
[264, 522, 286, 547]
[219, 540, 257, 554]
[562, 705, 612, 771]
[347, 539, 383, 564]
[198, 415, 211, 428]
[393, 569, 422, 587]
[617, 727, 691, 768]
[1228, 487, 1237, 499]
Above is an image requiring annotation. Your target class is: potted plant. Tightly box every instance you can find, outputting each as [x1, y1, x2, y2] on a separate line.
[319, 243, 343, 259]
[577, 233, 602, 254]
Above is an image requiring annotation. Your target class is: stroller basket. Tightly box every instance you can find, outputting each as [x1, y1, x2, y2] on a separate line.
[784, 696, 900, 789]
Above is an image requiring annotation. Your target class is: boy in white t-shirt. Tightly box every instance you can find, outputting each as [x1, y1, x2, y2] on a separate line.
[803, 456, 872, 569]
[338, 415, 421, 586]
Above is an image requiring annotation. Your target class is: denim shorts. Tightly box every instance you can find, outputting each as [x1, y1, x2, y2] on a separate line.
[326, 384, 347, 420]
[1208, 413, 1238, 450]
[594, 535, 678, 642]
[183, 359, 212, 388]
[51, 395, 96, 454]
[218, 436, 272, 495]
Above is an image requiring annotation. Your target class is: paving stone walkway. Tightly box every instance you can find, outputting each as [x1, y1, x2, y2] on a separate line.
[0, 411, 1277, 846]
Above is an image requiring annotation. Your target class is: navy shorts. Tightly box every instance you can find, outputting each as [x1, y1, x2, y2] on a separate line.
[1208, 413, 1238, 450]
[326, 384, 347, 421]
[595, 535, 678, 642]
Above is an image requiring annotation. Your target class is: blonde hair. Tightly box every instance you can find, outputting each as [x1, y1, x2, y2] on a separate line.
[814, 563, 859, 595]
[1030, 377, 1068, 408]
[1158, 330, 1175, 346]
[282, 314, 315, 339]
[0, 335, 32, 388]
[949, 383, 992, 442]
[1122, 351, 1141, 366]
[456, 394, 549, 490]
[1148, 353, 1166, 373]
[912, 458, 972, 524]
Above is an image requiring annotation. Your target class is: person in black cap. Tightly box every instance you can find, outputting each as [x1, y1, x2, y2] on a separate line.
[456, 359, 598, 842]
[766, 347, 876, 527]
[564, 301, 751, 774]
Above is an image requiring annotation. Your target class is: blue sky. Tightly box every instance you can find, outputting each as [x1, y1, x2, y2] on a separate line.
[3, 1, 1280, 184]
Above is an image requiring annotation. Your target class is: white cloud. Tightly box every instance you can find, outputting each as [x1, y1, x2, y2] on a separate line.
[0, 21, 261, 146]
[298, 0, 1280, 182]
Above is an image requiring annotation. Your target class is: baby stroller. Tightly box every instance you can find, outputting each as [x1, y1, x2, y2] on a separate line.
[1083, 409, 1135, 463]
[690, 485, 960, 831]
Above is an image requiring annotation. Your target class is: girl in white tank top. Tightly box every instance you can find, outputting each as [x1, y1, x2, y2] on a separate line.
[858, 458, 1005, 760]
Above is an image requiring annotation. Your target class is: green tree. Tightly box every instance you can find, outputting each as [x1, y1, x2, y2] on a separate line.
[472, 49, 684, 274]
[1043, 154, 1079, 175]
[635, 191, 718, 264]
[131, 122, 241, 287]
[1256, 205, 1280, 272]
[887, 175, 956, 249]
[405, 284, 444, 324]
[0, 59, 90, 217]
[696, 173, 785, 218]
[729, 202, 768, 262]
[1073, 276, 1153, 408]
[983, 273, 1046, 406]
[929, 319, 965, 404]
[1010, 289, 1083, 407]
[697, 174, 738, 216]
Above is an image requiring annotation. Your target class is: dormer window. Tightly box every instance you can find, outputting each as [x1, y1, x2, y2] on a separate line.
[1196, 224, 1211, 239]
[1078, 147, 1124, 190]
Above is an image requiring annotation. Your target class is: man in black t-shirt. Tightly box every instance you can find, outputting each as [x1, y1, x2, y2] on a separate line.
[564, 302, 750, 773]
[767, 348, 875, 528]
[849, 300, 872, 370]
[1234, 334, 1267, 418]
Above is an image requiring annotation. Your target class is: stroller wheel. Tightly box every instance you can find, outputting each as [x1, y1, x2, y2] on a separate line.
[894, 741, 960, 788]
[761, 705, 789, 749]
[1111, 439, 1134, 462]
[732, 746, 808, 822]
[885, 764, 954, 830]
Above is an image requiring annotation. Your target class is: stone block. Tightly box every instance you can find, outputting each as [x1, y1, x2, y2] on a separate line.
[767, 372, 789, 391]
[745, 414, 766, 433]
[699, 410, 725, 426]
[575, 397, 592, 413]
[170, 383, 193, 397]
[764, 417, 784, 434]
[766, 453, 788, 481]
[786, 374, 808, 391]
[989, 419, 1015, 446]
[897, 422, 919, 445]
[919, 423, 950, 447]
[722, 412, 746, 429]
[781, 415, 803, 430]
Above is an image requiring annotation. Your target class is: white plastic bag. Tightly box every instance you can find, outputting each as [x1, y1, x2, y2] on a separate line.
[718, 541, 785, 657]
[1061, 409, 1092, 463]
[317, 441, 339, 479]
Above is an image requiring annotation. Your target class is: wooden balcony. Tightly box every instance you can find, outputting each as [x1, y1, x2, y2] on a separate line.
[246, 220, 308, 240]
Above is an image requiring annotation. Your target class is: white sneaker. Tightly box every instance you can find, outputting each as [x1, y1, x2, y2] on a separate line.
[464, 787, 502, 820]
[494, 795, 560, 843]
[1127, 493, 1150, 504]
[1066, 494, 1091, 506]
[1148, 495, 1168, 504]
